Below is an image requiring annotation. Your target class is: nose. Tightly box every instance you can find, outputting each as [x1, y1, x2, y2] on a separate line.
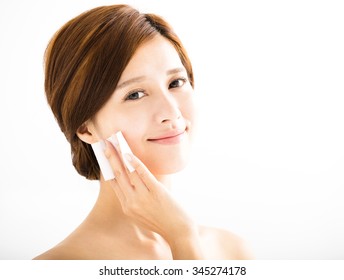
[154, 90, 182, 125]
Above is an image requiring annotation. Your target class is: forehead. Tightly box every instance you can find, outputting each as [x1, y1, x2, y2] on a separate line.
[119, 35, 184, 79]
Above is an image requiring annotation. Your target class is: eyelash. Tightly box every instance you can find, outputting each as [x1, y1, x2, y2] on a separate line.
[124, 77, 188, 101]
[124, 90, 146, 101]
[169, 77, 187, 89]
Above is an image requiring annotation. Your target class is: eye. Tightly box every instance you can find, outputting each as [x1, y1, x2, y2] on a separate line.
[169, 78, 187, 89]
[125, 90, 146, 101]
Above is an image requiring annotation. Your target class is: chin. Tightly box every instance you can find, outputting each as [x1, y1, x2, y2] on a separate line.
[153, 161, 189, 175]
[143, 152, 190, 175]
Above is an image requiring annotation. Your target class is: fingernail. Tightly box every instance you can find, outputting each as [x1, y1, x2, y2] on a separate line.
[116, 131, 135, 173]
[107, 134, 119, 147]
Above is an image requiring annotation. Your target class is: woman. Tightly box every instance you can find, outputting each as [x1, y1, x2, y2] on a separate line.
[34, 4, 252, 260]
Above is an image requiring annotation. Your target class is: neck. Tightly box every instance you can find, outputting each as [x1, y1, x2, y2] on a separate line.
[87, 174, 172, 240]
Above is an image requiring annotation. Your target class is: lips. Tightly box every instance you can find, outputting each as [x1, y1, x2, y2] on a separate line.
[148, 129, 185, 140]
[147, 129, 186, 145]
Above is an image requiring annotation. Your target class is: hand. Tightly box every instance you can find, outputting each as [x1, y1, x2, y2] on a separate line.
[104, 140, 203, 259]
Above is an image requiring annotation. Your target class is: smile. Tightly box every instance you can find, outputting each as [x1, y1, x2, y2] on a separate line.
[147, 130, 186, 145]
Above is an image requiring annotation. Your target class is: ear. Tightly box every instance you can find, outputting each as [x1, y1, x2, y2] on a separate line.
[76, 121, 98, 144]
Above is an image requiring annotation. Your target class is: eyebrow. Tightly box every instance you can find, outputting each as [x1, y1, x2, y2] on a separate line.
[116, 67, 186, 90]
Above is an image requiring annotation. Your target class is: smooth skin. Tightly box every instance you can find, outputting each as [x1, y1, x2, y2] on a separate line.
[34, 35, 252, 260]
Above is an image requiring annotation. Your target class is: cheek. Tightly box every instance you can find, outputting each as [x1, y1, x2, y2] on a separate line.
[186, 100, 196, 124]
[180, 89, 196, 116]
[180, 94, 197, 134]
[119, 113, 148, 154]
[92, 106, 123, 140]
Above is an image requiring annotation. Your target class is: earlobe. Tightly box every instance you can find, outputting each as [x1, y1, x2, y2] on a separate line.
[76, 122, 97, 144]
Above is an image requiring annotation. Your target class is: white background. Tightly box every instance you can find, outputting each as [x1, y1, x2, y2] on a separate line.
[0, 0, 343, 260]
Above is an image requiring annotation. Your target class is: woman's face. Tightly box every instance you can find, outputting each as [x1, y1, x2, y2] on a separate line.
[89, 35, 196, 175]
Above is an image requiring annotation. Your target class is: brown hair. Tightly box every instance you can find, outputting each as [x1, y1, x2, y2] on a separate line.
[44, 5, 194, 180]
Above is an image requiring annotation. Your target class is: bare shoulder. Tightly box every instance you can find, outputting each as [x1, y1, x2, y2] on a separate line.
[33, 243, 77, 260]
[198, 225, 254, 260]
[32, 227, 132, 260]
[33, 230, 92, 260]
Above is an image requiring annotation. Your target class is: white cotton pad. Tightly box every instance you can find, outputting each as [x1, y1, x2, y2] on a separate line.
[91, 131, 135, 181]
[114, 131, 135, 173]
[91, 140, 115, 181]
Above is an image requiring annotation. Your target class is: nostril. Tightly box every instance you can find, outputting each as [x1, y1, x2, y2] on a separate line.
[161, 113, 182, 123]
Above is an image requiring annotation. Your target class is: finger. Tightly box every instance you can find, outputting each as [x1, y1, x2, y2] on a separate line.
[104, 140, 134, 196]
[123, 153, 161, 192]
